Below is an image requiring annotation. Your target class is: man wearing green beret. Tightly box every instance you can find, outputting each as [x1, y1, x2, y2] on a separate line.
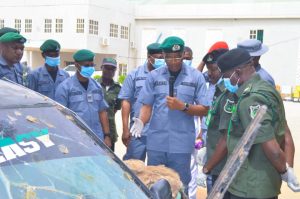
[0, 32, 26, 85]
[26, 39, 69, 100]
[133, 36, 209, 194]
[0, 27, 19, 37]
[118, 42, 164, 161]
[98, 58, 121, 152]
[55, 49, 112, 148]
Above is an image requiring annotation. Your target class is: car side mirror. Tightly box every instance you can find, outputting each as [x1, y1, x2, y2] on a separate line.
[150, 179, 172, 199]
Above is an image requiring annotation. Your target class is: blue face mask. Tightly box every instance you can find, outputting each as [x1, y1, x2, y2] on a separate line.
[223, 72, 239, 93]
[216, 76, 223, 85]
[152, 58, 165, 69]
[80, 66, 95, 78]
[45, 56, 60, 67]
[183, 59, 192, 67]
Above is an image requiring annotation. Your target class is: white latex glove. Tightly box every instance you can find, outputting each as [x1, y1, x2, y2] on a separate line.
[281, 164, 300, 192]
[130, 117, 144, 138]
[197, 167, 207, 188]
[196, 147, 207, 166]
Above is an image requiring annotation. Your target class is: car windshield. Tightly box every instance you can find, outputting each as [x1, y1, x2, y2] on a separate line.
[0, 103, 150, 199]
[64, 65, 76, 72]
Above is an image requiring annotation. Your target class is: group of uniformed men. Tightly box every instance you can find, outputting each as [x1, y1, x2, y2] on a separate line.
[0, 26, 299, 199]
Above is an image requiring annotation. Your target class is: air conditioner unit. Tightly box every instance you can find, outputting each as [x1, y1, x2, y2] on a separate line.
[130, 41, 135, 49]
[101, 37, 110, 46]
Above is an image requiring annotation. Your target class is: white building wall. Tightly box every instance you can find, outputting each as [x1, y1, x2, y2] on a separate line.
[0, 0, 136, 74]
[135, 17, 300, 86]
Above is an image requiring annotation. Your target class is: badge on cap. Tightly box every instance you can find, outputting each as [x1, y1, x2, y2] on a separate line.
[249, 104, 261, 119]
[207, 55, 213, 62]
[172, 44, 180, 52]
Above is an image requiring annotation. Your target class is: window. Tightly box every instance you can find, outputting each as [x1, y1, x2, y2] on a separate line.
[109, 24, 118, 38]
[250, 29, 264, 42]
[15, 19, 21, 32]
[120, 26, 129, 39]
[76, 19, 84, 33]
[44, 19, 52, 33]
[0, 19, 4, 29]
[89, 20, 98, 35]
[118, 63, 128, 76]
[56, 19, 63, 33]
[24, 19, 32, 33]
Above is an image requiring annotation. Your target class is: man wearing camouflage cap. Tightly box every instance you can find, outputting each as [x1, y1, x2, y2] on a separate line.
[133, 36, 209, 194]
[27, 39, 69, 100]
[55, 49, 111, 148]
[0, 32, 26, 85]
[98, 58, 121, 152]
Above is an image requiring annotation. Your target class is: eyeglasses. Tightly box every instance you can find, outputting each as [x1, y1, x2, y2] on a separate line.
[164, 56, 183, 61]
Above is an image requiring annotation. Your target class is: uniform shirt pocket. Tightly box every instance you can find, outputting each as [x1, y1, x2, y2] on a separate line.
[177, 86, 195, 104]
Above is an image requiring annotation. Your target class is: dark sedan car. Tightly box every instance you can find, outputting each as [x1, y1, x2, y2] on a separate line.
[0, 79, 171, 199]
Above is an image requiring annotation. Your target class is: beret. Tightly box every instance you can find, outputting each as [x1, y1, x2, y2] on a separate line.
[147, 43, 162, 54]
[40, 39, 61, 52]
[203, 48, 229, 64]
[73, 49, 95, 62]
[0, 32, 26, 44]
[208, 41, 229, 53]
[0, 27, 19, 37]
[160, 36, 185, 53]
[217, 48, 252, 72]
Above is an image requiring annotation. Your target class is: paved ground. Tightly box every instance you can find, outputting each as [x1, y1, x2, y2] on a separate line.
[114, 101, 300, 199]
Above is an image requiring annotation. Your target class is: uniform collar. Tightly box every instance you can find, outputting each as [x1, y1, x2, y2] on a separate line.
[42, 65, 64, 76]
[99, 77, 119, 87]
[236, 73, 260, 97]
[72, 74, 93, 91]
[0, 55, 9, 66]
[143, 62, 150, 73]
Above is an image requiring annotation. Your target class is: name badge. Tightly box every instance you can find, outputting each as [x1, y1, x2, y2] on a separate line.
[87, 93, 93, 103]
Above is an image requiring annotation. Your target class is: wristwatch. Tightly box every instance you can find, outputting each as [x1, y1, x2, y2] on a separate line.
[104, 133, 111, 138]
[182, 103, 189, 112]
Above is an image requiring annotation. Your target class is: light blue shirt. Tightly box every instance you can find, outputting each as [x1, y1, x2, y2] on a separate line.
[201, 82, 217, 130]
[256, 64, 275, 86]
[118, 63, 150, 135]
[55, 75, 108, 140]
[0, 56, 23, 85]
[138, 63, 209, 153]
[27, 65, 69, 100]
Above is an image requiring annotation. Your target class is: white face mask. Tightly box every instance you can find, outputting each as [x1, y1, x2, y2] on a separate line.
[183, 59, 192, 67]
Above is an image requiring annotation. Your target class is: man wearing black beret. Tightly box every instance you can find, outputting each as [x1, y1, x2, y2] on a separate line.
[203, 48, 300, 198]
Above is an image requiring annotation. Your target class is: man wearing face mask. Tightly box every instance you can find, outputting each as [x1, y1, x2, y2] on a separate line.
[118, 43, 164, 161]
[27, 39, 69, 100]
[55, 49, 111, 148]
[203, 48, 300, 198]
[0, 32, 26, 85]
[133, 36, 209, 195]
[196, 48, 229, 191]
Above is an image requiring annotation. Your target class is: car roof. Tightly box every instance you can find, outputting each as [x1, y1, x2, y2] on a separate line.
[0, 79, 54, 108]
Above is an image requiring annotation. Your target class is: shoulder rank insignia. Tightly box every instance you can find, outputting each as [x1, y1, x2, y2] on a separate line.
[249, 104, 261, 119]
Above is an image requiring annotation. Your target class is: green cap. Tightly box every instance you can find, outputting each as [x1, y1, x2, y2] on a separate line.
[147, 43, 162, 54]
[0, 32, 26, 44]
[0, 27, 19, 37]
[160, 36, 185, 53]
[102, 57, 117, 67]
[40, 39, 61, 52]
[73, 49, 95, 62]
